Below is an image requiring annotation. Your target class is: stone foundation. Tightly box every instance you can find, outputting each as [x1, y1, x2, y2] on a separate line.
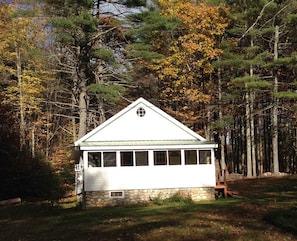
[83, 187, 215, 208]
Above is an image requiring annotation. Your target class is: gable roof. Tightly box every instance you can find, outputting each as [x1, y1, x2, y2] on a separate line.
[75, 97, 207, 146]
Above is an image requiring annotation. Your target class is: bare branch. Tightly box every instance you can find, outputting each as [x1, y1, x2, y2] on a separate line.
[91, 26, 118, 42]
[117, 91, 133, 103]
[240, 0, 274, 40]
[260, 3, 290, 29]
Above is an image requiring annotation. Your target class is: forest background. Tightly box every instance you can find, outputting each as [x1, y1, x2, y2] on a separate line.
[0, 0, 297, 201]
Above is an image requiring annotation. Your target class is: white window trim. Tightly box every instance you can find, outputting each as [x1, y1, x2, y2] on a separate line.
[85, 149, 214, 168]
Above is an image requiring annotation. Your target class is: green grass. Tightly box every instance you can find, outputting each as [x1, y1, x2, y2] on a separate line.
[0, 175, 297, 241]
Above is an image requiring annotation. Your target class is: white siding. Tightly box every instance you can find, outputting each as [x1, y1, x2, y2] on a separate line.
[76, 98, 205, 144]
[86, 105, 197, 141]
[76, 98, 218, 195]
[84, 165, 216, 191]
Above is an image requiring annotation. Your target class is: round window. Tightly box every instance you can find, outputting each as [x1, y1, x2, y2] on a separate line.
[136, 107, 146, 117]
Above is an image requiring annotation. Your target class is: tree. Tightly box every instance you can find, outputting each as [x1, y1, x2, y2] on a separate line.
[0, 1, 74, 201]
[45, 0, 99, 139]
[0, 2, 51, 153]
[44, 0, 131, 142]
[218, 0, 297, 175]
[269, 0, 297, 174]
[129, 0, 229, 128]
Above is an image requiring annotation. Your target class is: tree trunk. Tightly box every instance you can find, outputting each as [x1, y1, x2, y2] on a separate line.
[251, 92, 257, 176]
[246, 87, 252, 177]
[98, 101, 106, 125]
[218, 67, 226, 172]
[72, 92, 77, 143]
[258, 117, 264, 175]
[16, 46, 26, 150]
[31, 127, 35, 158]
[272, 25, 279, 175]
[78, 79, 88, 139]
[249, 38, 256, 177]
[241, 119, 245, 173]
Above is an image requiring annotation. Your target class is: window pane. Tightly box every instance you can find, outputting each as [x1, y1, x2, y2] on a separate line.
[199, 150, 211, 164]
[135, 151, 148, 166]
[103, 152, 116, 167]
[110, 191, 124, 198]
[185, 150, 197, 165]
[154, 151, 167, 165]
[88, 152, 101, 167]
[120, 151, 133, 166]
[168, 150, 181, 165]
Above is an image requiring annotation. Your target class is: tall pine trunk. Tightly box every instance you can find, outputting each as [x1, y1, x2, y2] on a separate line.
[245, 86, 252, 177]
[78, 78, 88, 139]
[251, 91, 257, 176]
[272, 25, 279, 175]
[218, 67, 226, 172]
[249, 55, 256, 176]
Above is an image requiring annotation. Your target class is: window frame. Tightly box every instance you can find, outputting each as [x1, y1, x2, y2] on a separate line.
[118, 150, 150, 167]
[87, 152, 102, 167]
[185, 149, 198, 165]
[86, 149, 212, 168]
[198, 150, 212, 164]
[168, 150, 182, 165]
[103, 152, 117, 167]
[135, 151, 149, 166]
[120, 151, 134, 166]
[110, 191, 125, 198]
[153, 150, 167, 165]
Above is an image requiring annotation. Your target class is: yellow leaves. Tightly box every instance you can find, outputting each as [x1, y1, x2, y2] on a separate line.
[0, 2, 51, 117]
[155, 0, 229, 124]
[156, 0, 229, 78]
[4, 74, 46, 113]
[160, 1, 229, 34]
[161, 67, 180, 79]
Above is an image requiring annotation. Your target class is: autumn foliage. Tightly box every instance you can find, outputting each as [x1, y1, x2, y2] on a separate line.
[152, 0, 229, 124]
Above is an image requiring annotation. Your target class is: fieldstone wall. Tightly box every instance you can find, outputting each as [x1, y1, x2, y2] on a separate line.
[84, 187, 215, 208]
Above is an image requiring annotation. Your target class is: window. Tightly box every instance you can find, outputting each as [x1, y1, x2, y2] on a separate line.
[135, 151, 148, 166]
[103, 152, 116, 167]
[199, 150, 211, 164]
[88, 152, 101, 167]
[168, 150, 181, 165]
[136, 107, 146, 117]
[110, 191, 124, 198]
[185, 150, 197, 165]
[154, 151, 167, 165]
[120, 151, 133, 166]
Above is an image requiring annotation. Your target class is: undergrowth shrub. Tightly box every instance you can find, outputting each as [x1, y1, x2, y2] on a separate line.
[150, 191, 193, 205]
[0, 151, 72, 204]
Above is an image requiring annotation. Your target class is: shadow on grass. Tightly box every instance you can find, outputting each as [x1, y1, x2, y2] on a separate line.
[263, 206, 297, 236]
[1, 175, 297, 241]
[1, 200, 289, 241]
[228, 174, 297, 201]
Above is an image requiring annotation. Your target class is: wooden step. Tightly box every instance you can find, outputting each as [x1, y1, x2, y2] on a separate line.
[226, 190, 240, 198]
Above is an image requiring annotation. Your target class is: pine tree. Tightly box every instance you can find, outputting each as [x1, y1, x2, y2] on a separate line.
[44, 0, 129, 140]
[219, 0, 297, 175]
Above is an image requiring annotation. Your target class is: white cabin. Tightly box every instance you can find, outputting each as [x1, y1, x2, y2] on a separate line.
[74, 97, 218, 207]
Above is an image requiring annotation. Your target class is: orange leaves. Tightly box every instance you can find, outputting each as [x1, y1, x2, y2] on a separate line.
[160, 1, 228, 35]
[158, 0, 228, 56]
[155, 0, 229, 125]
[158, 0, 228, 65]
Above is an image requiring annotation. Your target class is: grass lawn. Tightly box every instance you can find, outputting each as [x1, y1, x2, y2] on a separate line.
[1, 175, 297, 241]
